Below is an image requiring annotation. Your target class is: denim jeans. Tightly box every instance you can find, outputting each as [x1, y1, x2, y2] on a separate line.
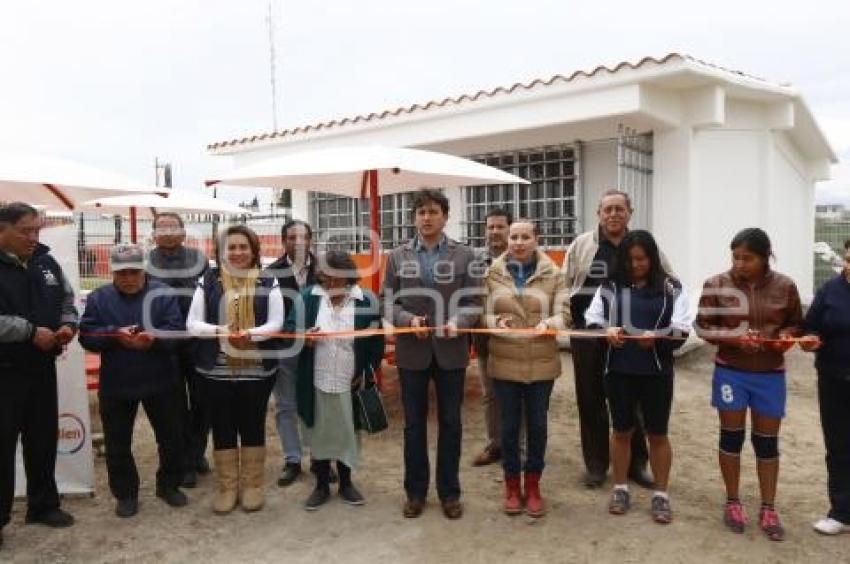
[273, 357, 302, 464]
[399, 359, 466, 502]
[493, 379, 554, 476]
[818, 374, 850, 524]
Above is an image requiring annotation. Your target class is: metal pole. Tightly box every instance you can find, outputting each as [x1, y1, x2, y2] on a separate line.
[130, 206, 138, 243]
[368, 169, 380, 295]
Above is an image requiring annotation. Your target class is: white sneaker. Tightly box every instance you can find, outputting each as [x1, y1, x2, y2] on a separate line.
[813, 517, 850, 535]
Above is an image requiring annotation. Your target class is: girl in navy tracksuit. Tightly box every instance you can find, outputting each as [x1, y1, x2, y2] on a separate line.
[585, 230, 692, 524]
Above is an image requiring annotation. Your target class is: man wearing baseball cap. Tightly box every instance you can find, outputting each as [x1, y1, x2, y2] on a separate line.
[79, 244, 188, 518]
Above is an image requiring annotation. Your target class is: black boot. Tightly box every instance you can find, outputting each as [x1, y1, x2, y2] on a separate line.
[337, 462, 364, 505]
[304, 460, 331, 511]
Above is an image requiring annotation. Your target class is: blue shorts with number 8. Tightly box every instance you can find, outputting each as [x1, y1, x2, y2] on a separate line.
[710, 364, 786, 419]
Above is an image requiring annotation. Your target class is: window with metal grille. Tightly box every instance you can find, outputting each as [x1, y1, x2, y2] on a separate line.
[463, 144, 580, 249]
[616, 128, 653, 230]
[308, 192, 419, 252]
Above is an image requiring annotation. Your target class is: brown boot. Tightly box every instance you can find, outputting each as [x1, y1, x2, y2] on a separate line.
[239, 446, 266, 512]
[503, 474, 522, 515]
[524, 472, 545, 517]
[472, 445, 501, 467]
[212, 449, 239, 515]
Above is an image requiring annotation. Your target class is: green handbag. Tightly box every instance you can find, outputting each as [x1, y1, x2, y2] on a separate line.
[353, 368, 388, 434]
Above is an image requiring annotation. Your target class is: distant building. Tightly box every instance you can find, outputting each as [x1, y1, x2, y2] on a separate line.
[816, 203, 846, 221]
[209, 53, 838, 299]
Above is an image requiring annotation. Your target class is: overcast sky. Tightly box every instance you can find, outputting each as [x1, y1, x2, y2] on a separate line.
[1, 0, 848, 206]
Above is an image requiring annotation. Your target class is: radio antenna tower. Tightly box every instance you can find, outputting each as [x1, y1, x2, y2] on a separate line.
[266, 0, 279, 132]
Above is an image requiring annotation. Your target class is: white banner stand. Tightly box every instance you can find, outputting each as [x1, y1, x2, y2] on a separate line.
[15, 223, 95, 497]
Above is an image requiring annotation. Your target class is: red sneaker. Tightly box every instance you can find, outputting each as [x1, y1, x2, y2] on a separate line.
[723, 500, 747, 533]
[759, 506, 785, 541]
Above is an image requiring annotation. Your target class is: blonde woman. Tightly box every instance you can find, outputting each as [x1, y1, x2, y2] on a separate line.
[186, 225, 283, 514]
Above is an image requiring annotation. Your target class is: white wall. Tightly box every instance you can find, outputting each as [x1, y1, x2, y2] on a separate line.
[580, 139, 618, 231]
[651, 126, 694, 290]
[445, 187, 464, 241]
[690, 129, 765, 287]
[769, 132, 815, 299]
[661, 125, 816, 304]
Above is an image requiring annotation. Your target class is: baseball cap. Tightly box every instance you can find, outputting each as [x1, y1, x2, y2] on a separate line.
[110, 244, 146, 272]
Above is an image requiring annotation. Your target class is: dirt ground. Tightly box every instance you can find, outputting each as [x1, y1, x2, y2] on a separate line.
[3, 346, 848, 563]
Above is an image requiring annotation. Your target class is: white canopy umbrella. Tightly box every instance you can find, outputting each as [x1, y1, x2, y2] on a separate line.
[206, 145, 528, 291]
[0, 153, 162, 211]
[206, 145, 527, 196]
[82, 190, 252, 217]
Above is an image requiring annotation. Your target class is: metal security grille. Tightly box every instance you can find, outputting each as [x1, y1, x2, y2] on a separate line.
[617, 127, 653, 229]
[463, 144, 580, 248]
[308, 191, 418, 252]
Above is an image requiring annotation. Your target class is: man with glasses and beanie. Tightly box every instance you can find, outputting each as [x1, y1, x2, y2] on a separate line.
[147, 212, 210, 488]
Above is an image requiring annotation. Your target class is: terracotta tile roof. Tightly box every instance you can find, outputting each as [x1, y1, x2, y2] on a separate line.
[207, 53, 780, 152]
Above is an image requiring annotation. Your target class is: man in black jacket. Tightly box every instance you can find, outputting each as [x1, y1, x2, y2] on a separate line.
[79, 244, 187, 518]
[0, 203, 77, 549]
[266, 219, 317, 486]
[147, 212, 210, 487]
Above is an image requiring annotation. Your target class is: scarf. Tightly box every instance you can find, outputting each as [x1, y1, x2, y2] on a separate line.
[220, 267, 260, 371]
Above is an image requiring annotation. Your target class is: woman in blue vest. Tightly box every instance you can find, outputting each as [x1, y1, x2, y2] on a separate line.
[186, 225, 283, 515]
[288, 250, 384, 510]
[801, 241, 850, 535]
[585, 229, 692, 524]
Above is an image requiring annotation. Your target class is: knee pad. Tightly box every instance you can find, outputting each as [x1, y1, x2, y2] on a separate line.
[751, 433, 779, 460]
[719, 428, 745, 456]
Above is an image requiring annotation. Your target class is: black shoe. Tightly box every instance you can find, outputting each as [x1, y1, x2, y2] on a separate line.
[196, 456, 211, 475]
[304, 487, 330, 511]
[278, 462, 302, 487]
[583, 470, 607, 489]
[115, 498, 139, 518]
[628, 467, 655, 489]
[25, 508, 75, 528]
[339, 484, 365, 506]
[181, 470, 198, 489]
[156, 486, 189, 508]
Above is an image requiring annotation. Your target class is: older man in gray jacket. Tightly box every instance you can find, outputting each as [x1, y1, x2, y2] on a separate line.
[382, 189, 481, 520]
[564, 189, 674, 489]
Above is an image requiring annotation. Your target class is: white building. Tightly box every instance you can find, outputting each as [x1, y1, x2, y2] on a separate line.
[815, 204, 846, 221]
[209, 53, 837, 300]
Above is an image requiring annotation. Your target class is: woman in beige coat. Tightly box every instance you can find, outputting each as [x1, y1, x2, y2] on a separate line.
[484, 219, 571, 517]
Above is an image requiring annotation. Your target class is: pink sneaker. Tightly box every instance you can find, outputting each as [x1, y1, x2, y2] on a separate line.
[723, 500, 747, 533]
[759, 506, 785, 541]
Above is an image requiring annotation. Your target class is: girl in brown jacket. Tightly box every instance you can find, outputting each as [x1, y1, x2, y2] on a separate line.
[483, 219, 570, 517]
[695, 228, 802, 541]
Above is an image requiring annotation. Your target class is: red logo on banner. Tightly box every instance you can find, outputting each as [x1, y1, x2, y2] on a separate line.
[57, 413, 86, 455]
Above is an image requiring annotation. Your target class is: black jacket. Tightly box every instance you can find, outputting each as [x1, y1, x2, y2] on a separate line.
[266, 252, 318, 318]
[0, 243, 78, 367]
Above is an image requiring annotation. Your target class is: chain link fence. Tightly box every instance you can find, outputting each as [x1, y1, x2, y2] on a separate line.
[814, 217, 850, 289]
[72, 212, 291, 290]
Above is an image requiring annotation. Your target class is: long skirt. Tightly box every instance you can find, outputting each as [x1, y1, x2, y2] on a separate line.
[302, 388, 361, 470]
